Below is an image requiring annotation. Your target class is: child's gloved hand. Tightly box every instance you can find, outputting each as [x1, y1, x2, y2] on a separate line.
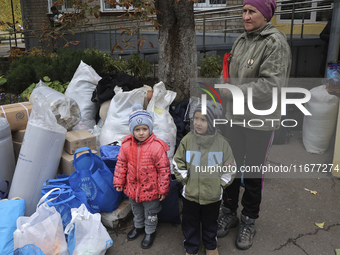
[159, 194, 166, 201]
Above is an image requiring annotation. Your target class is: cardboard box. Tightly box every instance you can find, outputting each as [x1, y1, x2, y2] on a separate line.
[64, 129, 97, 154]
[0, 102, 33, 131]
[59, 149, 98, 175]
[12, 129, 26, 143]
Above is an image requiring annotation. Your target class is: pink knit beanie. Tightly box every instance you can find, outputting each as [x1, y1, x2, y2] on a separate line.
[243, 0, 277, 21]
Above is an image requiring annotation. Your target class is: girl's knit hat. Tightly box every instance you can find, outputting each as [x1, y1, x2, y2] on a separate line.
[129, 104, 154, 135]
[243, 0, 277, 21]
[194, 100, 223, 135]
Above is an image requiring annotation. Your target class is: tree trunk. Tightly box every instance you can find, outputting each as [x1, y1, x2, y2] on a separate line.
[155, 0, 197, 104]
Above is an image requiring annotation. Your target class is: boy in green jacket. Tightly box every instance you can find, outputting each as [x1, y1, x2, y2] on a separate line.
[173, 100, 236, 255]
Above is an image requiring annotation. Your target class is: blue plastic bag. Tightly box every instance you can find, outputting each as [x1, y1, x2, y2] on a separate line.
[0, 198, 26, 255]
[68, 147, 120, 213]
[100, 142, 121, 174]
[100, 143, 126, 202]
[40, 186, 92, 229]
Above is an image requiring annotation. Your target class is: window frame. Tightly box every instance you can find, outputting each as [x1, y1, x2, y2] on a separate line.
[100, 0, 227, 13]
[276, 0, 332, 24]
[48, 0, 76, 14]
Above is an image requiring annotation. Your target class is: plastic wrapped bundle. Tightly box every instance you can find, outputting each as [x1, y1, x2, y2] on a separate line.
[30, 80, 80, 130]
[0, 117, 16, 186]
[9, 92, 67, 216]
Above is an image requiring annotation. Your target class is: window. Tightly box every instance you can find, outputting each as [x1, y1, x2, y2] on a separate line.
[194, 0, 227, 9]
[48, 0, 76, 13]
[101, 0, 126, 12]
[100, 0, 227, 12]
[277, 0, 333, 24]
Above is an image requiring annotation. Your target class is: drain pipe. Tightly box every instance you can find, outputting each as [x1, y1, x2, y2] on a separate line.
[20, 0, 28, 49]
[325, 0, 340, 73]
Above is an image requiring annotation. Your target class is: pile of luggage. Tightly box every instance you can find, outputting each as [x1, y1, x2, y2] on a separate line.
[0, 60, 180, 254]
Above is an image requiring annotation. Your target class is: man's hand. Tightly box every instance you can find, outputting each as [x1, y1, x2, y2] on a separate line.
[220, 88, 228, 97]
[116, 186, 123, 192]
[159, 194, 166, 201]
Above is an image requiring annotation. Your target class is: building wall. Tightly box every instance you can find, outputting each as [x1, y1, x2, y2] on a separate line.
[21, 0, 49, 31]
[271, 16, 328, 37]
[21, 0, 328, 36]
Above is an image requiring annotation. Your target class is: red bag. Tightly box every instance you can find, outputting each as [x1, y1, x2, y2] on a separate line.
[223, 52, 231, 83]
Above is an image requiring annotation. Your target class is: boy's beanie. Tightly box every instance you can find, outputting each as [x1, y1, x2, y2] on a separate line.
[194, 100, 223, 135]
[129, 104, 154, 135]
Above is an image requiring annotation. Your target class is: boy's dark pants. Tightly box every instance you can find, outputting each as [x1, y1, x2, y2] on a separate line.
[182, 197, 221, 254]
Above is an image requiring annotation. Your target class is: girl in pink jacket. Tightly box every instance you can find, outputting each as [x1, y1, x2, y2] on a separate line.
[113, 104, 170, 249]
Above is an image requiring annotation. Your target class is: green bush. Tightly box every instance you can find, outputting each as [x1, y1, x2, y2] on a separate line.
[0, 57, 10, 76]
[0, 92, 24, 105]
[103, 54, 129, 74]
[5, 48, 152, 94]
[5, 48, 107, 94]
[199, 54, 223, 78]
[20, 76, 69, 101]
[52, 48, 107, 81]
[126, 54, 152, 80]
[5, 62, 37, 94]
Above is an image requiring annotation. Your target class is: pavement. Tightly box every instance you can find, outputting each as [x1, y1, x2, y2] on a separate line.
[105, 130, 340, 255]
[0, 41, 25, 58]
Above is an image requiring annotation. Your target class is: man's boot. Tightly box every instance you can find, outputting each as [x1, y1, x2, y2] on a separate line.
[206, 248, 219, 255]
[235, 214, 256, 250]
[217, 206, 239, 238]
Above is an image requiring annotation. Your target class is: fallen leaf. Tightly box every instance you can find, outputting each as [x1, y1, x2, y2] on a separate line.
[315, 222, 325, 228]
[304, 188, 317, 195]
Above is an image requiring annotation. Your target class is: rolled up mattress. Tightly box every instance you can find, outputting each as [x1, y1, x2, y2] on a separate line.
[0, 117, 16, 186]
[8, 122, 66, 215]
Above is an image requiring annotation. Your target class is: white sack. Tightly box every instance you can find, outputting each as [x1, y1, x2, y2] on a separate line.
[65, 61, 101, 131]
[99, 87, 145, 146]
[147, 81, 177, 173]
[30, 80, 81, 130]
[302, 85, 339, 154]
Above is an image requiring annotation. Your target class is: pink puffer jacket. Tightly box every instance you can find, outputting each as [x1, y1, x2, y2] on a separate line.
[113, 133, 171, 203]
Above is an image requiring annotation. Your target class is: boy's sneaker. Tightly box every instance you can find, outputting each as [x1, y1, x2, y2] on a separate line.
[217, 207, 239, 237]
[235, 214, 256, 250]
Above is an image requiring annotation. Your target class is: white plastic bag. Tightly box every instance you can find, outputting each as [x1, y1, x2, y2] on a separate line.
[302, 85, 339, 154]
[13, 188, 68, 255]
[64, 204, 113, 255]
[99, 86, 145, 146]
[30, 80, 81, 130]
[65, 61, 101, 131]
[147, 81, 177, 173]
